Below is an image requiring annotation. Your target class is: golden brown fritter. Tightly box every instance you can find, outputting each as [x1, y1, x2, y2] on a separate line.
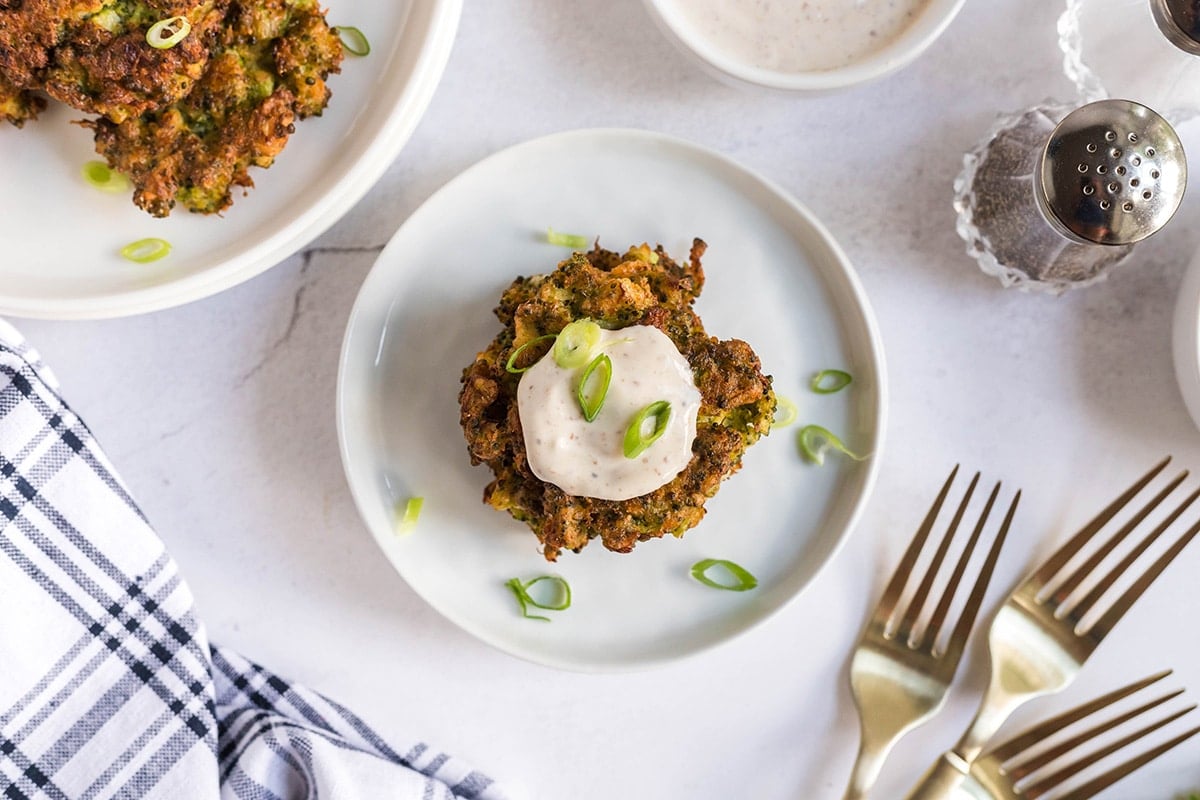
[0, 72, 43, 125]
[84, 0, 342, 216]
[459, 240, 776, 561]
[0, 0, 228, 123]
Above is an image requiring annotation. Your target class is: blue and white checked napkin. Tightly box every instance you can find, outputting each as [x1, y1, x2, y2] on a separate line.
[0, 320, 509, 800]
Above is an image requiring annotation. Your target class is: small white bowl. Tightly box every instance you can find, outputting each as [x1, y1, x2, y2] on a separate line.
[642, 0, 967, 92]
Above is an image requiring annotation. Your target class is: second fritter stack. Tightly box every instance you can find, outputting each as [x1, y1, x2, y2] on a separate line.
[0, 0, 343, 216]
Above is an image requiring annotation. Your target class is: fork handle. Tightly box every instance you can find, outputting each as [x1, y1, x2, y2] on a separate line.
[841, 731, 895, 800]
[901, 752, 973, 800]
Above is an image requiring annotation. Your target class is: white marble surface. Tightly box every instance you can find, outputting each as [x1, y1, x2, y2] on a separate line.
[13, 0, 1200, 797]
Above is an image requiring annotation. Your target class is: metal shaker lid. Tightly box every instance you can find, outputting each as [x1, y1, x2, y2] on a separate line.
[1037, 99, 1187, 246]
[1152, 0, 1200, 56]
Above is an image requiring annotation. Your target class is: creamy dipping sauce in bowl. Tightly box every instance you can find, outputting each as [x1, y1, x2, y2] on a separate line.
[676, 0, 928, 73]
[517, 324, 702, 502]
[644, 0, 962, 91]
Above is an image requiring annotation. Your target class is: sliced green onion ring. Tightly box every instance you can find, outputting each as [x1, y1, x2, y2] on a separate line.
[576, 353, 612, 422]
[146, 16, 191, 49]
[797, 424, 867, 465]
[120, 238, 172, 264]
[772, 395, 798, 429]
[811, 369, 853, 394]
[553, 318, 601, 369]
[623, 400, 671, 459]
[505, 334, 556, 374]
[81, 160, 130, 194]
[505, 575, 572, 622]
[335, 25, 371, 56]
[394, 497, 423, 535]
[691, 559, 758, 592]
[547, 227, 590, 249]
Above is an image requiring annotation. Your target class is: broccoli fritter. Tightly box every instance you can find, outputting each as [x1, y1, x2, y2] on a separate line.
[84, 0, 342, 216]
[459, 240, 776, 561]
[0, 72, 43, 126]
[0, 0, 228, 123]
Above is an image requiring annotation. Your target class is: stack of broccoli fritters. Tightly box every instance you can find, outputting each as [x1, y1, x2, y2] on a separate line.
[87, 0, 342, 216]
[459, 240, 777, 562]
[0, 0, 343, 216]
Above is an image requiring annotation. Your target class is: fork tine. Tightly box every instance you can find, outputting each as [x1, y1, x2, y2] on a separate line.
[1089, 513, 1200, 639]
[1032, 457, 1171, 585]
[1024, 705, 1196, 798]
[1006, 689, 1185, 780]
[939, 488, 1017, 664]
[896, 472, 980, 645]
[873, 465, 959, 626]
[989, 671, 1172, 761]
[924, 481, 999, 646]
[1053, 724, 1200, 800]
[1070, 487, 1200, 624]
[1050, 472, 1187, 608]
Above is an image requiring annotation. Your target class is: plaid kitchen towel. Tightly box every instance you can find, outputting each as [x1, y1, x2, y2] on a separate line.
[0, 319, 510, 800]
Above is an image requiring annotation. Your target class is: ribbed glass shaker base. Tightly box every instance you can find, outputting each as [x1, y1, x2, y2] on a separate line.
[954, 103, 1134, 294]
[1060, 0, 1200, 124]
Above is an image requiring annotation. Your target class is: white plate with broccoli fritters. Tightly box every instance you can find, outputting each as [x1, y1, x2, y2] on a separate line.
[0, 0, 460, 318]
[337, 129, 887, 672]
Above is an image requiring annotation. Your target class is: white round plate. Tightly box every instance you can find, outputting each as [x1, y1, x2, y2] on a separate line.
[337, 129, 887, 672]
[0, 0, 461, 319]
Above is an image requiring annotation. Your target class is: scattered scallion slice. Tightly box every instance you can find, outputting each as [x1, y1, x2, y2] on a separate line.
[81, 160, 130, 194]
[394, 497, 423, 535]
[547, 228, 590, 249]
[797, 424, 866, 465]
[505, 575, 571, 622]
[553, 319, 601, 369]
[623, 400, 671, 459]
[811, 369, 853, 394]
[335, 26, 371, 56]
[505, 334, 556, 374]
[146, 16, 191, 49]
[576, 353, 612, 422]
[772, 395, 798, 429]
[691, 559, 758, 592]
[120, 238, 172, 264]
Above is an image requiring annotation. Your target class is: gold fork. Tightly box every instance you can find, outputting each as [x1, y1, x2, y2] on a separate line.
[959, 671, 1198, 800]
[842, 467, 1019, 800]
[907, 457, 1200, 798]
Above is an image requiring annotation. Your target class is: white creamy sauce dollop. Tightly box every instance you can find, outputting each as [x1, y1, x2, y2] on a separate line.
[670, 0, 929, 73]
[518, 325, 702, 501]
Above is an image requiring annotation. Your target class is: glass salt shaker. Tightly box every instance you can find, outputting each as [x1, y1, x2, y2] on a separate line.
[1060, 0, 1200, 123]
[954, 99, 1187, 293]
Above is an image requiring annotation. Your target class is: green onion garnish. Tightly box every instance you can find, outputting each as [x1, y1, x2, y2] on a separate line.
[797, 424, 866, 465]
[120, 238, 172, 263]
[576, 353, 612, 422]
[547, 228, 590, 249]
[81, 160, 130, 194]
[505, 334, 556, 374]
[772, 395, 798, 428]
[811, 369, 853, 394]
[146, 16, 191, 49]
[691, 559, 758, 592]
[394, 497, 423, 535]
[505, 575, 571, 622]
[623, 400, 671, 459]
[553, 319, 601, 369]
[335, 26, 371, 56]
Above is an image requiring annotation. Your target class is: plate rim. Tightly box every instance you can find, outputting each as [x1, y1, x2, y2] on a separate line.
[0, 0, 463, 320]
[336, 127, 889, 672]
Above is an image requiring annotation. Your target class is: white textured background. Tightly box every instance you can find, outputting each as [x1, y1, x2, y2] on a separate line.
[15, 0, 1200, 797]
